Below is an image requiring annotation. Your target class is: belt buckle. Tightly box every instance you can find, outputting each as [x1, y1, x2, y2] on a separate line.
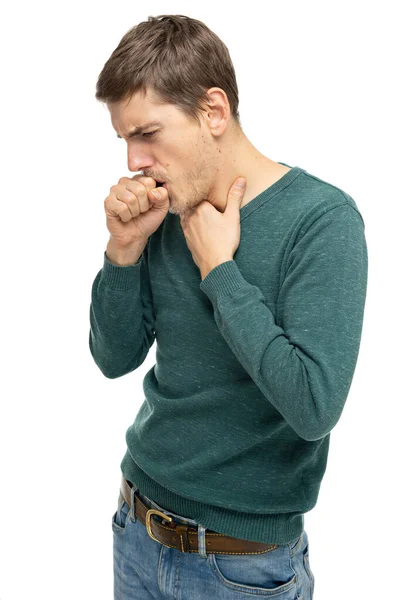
[146, 509, 173, 543]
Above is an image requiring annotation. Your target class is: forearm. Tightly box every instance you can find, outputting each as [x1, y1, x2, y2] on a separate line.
[89, 242, 156, 378]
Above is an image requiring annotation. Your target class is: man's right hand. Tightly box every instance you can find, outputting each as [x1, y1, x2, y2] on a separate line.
[104, 175, 170, 247]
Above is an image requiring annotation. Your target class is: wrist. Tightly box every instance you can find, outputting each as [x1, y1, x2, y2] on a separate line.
[201, 256, 233, 280]
[106, 238, 148, 266]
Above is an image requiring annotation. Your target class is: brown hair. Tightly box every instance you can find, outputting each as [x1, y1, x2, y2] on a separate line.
[95, 14, 242, 130]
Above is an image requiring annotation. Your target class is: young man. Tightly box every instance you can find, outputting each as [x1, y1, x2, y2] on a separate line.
[89, 14, 368, 600]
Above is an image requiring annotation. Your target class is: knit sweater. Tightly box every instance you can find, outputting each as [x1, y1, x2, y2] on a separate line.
[89, 162, 368, 545]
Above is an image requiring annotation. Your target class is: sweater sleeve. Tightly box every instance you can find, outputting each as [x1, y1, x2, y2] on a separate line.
[89, 241, 156, 379]
[199, 204, 368, 441]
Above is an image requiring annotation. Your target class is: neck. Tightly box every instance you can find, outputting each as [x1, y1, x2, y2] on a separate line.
[208, 131, 280, 212]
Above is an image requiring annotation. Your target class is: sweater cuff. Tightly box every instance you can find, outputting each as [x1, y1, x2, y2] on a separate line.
[100, 250, 142, 291]
[199, 260, 248, 302]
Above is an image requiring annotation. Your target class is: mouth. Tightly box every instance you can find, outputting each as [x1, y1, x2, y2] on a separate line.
[155, 180, 168, 190]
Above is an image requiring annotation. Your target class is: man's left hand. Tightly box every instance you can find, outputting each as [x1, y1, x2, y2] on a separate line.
[180, 177, 247, 280]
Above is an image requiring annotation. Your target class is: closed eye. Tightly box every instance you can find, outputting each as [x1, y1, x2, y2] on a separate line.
[143, 131, 157, 138]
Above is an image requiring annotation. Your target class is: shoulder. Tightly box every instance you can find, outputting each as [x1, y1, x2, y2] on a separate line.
[293, 167, 365, 229]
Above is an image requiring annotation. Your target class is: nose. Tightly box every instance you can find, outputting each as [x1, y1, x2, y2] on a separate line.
[127, 145, 155, 174]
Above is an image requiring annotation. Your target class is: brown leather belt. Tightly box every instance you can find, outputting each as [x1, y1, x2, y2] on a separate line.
[120, 476, 279, 555]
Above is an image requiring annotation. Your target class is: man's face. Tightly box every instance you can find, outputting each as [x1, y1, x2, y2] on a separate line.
[108, 87, 220, 217]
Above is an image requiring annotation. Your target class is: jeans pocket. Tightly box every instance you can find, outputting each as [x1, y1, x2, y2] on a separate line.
[288, 533, 303, 553]
[207, 545, 297, 596]
[111, 491, 132, 535]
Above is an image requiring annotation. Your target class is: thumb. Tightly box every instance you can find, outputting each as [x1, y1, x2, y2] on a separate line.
[149, 185, 169, 208]
[225, 177, 247, 214]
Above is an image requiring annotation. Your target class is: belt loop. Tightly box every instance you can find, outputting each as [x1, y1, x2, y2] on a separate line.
[129, 483, 137, 522]
[197, 524, 207, 558]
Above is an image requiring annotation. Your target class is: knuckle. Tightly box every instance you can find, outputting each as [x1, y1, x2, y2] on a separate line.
[127, 181, 146, 196]
[134, 175, 155, 188]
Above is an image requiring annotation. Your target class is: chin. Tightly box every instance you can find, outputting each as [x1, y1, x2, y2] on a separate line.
[167, 195, 181, 216]
[168, 204, 181, 216]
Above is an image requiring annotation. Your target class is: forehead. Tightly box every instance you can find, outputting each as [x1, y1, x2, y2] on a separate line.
[108, 88, 193, 137]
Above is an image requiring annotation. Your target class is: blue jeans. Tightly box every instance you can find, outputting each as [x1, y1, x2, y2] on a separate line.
[112, 483, 315, 599]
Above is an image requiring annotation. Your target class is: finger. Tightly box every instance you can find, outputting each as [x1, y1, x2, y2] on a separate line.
[131, 175, 158, 189]
[105, 193, 135, 222]
[124, 179, 153, 215]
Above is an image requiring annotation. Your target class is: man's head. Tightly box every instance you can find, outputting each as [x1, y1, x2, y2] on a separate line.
[96, 14, 244, 216]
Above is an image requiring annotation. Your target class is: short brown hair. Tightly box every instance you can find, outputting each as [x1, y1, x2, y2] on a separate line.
[95, 14, 241, 129]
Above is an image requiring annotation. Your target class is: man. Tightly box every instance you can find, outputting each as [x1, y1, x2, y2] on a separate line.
[89, 14, 368, 600]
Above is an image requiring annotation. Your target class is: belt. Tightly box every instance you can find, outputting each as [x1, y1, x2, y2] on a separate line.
[120, 476, 279, 555]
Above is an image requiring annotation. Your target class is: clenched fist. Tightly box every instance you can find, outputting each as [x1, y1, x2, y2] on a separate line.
[104, 175, 170, 247]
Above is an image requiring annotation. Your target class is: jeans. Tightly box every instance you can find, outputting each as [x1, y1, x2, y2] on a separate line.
[112, 483, 315, 599]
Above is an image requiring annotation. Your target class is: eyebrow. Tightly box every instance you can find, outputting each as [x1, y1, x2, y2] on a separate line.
[116, 121, 163, 139]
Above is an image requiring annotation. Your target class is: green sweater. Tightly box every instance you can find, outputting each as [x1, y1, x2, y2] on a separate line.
[89, 162, 368, 545]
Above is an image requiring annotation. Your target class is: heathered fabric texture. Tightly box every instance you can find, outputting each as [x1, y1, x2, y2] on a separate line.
[89, 162, 368, 544]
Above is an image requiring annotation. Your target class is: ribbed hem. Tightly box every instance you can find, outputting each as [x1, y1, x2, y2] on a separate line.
[100, 250, 142, 291]
[120, 453, 304, 546]
[200, 259, 249, 302]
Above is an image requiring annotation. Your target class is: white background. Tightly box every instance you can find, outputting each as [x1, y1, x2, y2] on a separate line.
[0, 1, 398, 598]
